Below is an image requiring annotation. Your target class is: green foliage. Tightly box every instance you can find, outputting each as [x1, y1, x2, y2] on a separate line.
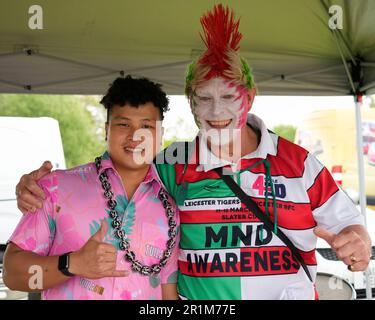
[0, 94, 106, 168]
[272, 124, 297, 142]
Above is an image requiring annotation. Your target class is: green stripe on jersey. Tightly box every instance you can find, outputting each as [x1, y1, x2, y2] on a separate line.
[178, 272, 242, 300]
[155, 162, 178, 199]
[181, 178, 235, 200]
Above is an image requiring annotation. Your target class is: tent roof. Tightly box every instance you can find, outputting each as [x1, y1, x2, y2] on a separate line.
[0, 0, 375, 96]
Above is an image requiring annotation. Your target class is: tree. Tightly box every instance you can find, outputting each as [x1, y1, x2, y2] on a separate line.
[0, 94, 106, 168]
[272, 124, 297, 142]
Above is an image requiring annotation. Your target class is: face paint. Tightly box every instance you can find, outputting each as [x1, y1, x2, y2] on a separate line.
[190, 77, 251, 145]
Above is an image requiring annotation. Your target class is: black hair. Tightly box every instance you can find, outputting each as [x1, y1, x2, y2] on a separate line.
[100, 75, 169, 121]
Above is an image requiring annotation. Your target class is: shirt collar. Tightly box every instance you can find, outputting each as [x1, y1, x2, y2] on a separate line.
[97, 151, 115, 174]
[196, 113, 277, 172]
[97, 151, 160, 186]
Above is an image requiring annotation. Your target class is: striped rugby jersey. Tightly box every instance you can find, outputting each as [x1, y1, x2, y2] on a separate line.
[155, 114, 363, 300]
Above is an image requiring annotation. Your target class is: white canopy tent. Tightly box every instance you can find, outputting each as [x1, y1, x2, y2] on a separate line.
[1, 0, 375, 96]
[0, 0, 374, 299]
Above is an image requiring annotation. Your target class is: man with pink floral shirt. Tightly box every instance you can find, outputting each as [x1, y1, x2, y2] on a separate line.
[3, 76, 179, 300]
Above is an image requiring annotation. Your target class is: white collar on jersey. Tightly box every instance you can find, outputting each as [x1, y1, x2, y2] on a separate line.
[196, 113, 278, 172]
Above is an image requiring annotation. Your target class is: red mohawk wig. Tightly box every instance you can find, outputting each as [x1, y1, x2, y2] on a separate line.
[198, 4, 243, 79]
[185, 4, 255, 97]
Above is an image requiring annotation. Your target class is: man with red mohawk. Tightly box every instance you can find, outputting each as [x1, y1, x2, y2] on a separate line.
[14, 5, 371, 299]
[158, 4, 371, 299]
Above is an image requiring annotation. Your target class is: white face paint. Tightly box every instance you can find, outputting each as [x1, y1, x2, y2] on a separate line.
[191, 77, 250, 146]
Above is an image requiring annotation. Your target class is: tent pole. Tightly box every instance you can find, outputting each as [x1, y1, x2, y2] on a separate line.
[360, 80, 375, 93]
[354, 95, 372, 300]
[329, 10, 373, 297]
[0, 78, 24, 89]
[319, 0, 356, 66]
[284, 78, 348, 94]
[256, 65, 344, 87]
[332, 32, 356, 93]
[362, 62, 375, 68]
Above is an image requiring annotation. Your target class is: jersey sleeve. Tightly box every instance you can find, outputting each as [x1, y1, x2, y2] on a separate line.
[304, 153, 364, 234]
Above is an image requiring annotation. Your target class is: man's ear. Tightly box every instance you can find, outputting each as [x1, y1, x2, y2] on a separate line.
[157, 126, 164, 152]
[247, 87, 257, 111]
[105, 122, 108, 141]
[187, 97, 192, 109]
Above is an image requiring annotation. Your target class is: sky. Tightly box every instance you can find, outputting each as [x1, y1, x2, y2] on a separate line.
[162, 95, 374, 141]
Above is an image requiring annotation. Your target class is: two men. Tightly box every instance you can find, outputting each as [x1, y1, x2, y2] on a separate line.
[6, 5, 372, 299]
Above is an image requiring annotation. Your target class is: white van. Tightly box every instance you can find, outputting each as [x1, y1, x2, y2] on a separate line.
[0, 116, 65, 300]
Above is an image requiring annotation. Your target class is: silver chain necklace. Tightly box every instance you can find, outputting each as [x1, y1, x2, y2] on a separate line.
[95, 156, 177, 276]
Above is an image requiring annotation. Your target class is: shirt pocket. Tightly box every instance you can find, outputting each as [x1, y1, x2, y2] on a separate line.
[140, 221, 169, 265]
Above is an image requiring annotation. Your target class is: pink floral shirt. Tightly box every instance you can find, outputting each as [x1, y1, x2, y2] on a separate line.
[9, 152, 179, 300]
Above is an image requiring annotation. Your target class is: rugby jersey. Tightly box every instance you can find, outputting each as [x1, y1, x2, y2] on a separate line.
[155, 114, 364, 300]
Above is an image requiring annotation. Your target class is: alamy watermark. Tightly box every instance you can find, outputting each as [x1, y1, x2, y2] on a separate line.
[126, 122, 244, 168]
[28, 265, 43, 290]
[28, 5, 43, 30]
[328, 5, 343, 30]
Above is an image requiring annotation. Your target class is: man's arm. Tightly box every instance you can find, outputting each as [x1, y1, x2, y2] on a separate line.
[161, 284, 178, 300]
[3, 243, 70, 292]
[4, 221, 129, 292]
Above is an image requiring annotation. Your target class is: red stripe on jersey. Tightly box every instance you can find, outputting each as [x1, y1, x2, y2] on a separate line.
[298, 249, 317, 265]
[175, 163, 220, 184]
[252, 199, 316, 230]
[307, 167, 339, 210]
[314, 286, 319, 300]
[247, 137, 309, 177]
[179, 209, 260, 224]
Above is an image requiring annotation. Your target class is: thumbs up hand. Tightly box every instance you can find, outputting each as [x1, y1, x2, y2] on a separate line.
[69, 221, 130, 279]
[314, 226, 372, 272]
